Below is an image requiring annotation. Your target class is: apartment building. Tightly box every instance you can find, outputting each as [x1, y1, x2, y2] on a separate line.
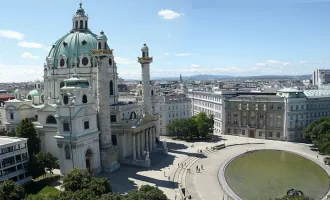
[187, 90, 236, 134]
[154, 94, 191, 136]
[0, 136, 31, 184]
[312, 69, 330, 87]
[224, 94, 285, 140]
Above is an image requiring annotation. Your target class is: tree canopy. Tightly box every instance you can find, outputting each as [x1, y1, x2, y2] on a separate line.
[166, 112, 214, 139]
[0, 180, 26, 200]
[15, 118, 40, 157]
[303, 117, 330, 154]
[21, 168, 168, 200]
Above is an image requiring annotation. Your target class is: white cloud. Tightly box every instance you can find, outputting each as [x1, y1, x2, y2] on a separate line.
[158, 9, 184, 20]
[0, 30, 24, 40]
[114, 57, 137, 65]
[164, 52, 170, 56]
[256, 60, 290, 67]
[21, 52, 39, 60]
[299, 61, 308, 64]
[0, 64, 43, 82]
[18, 41, 44, 48]
[176, 53, 195, 57]
[191, 64, 199, 68]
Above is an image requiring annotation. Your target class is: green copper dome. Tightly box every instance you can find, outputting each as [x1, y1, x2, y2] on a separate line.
[47, 31, 98, 69]
[14, 89, 21, 94]
[97, 31, 107, 40]
[27, 89, 43, 98]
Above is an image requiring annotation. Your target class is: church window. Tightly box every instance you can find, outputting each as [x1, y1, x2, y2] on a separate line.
[82, 57, 88, 66]
[41, 94, 44, 103]
[82, 94, 88, 103]
[63, 95, 69, 105]
[80, 20, 83, 29]
[75, 21, 78, 29]
[63, 122, 70, 131]
[60, 82, 65, 88]
[60, 59, 65, 67]
[85, 21, 88, 29]
[110, 80, 114, 95]
[84, 121, 90, 130]
[64, 145, 71, 159]
[10, 113, 14, 120]
[110, 115, 116, 122]
[27, 95, 32, 100]
[108, 58, 113, 66]
[111, 135, 117, 146]
[46, 115, 57, 124]
[35, 115, 38, 120]
[98, 42, 101, 50]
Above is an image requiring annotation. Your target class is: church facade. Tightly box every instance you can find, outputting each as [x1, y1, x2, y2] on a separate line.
[3, 4, 164, 174]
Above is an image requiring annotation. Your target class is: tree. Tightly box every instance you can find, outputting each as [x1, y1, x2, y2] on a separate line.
[27, 154, 46, 179]
[89, 177, 112, 196]
[16, 118, 40, 157]
[274, 195, 313, 200]
[126, 185, 168, 200]
[303, 117, 330, 154]
[62, 169, 93, 192]
[195, 112, 211, 138]
[36, 152, 57, 175]
[0, 128, 15, 137]
[0, 180, 26, 200]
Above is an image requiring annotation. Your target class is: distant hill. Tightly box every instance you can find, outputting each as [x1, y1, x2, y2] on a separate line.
[150, 74, 312, 81]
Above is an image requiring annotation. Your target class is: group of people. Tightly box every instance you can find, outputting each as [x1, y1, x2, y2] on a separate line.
[196, 164, 204, 173]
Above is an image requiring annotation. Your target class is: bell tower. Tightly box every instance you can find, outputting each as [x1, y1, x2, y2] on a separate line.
[91, 31, 120, 172]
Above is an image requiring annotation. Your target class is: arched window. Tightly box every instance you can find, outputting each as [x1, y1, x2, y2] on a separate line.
[46, 115, 57, 124]
[80, 20, 83, 29]
[98, 42, 101, 50]
[82, 94, 87, 104]
[142, 52, 145, 57]
[27, 95, 32, 100]
[60, 82, 65, 88]
[75, 21, 78, 29]
[110, 80, 114, 95]
[130, 112, 137, 119]
[63, 95, 69, 105]
[65, 145, 71, 159]
[104, 42, 107, 49]
[85, 21, 88, 29]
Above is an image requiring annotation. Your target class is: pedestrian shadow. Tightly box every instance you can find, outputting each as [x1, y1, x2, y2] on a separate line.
[100, 152, 178, 194]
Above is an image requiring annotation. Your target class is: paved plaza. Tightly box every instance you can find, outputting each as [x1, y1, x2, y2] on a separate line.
[102, 135, 330, 200]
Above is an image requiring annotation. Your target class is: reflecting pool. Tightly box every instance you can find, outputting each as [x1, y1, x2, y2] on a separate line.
[224, 150, 329, 200]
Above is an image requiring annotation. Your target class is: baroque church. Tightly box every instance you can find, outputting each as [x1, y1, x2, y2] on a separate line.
[3, 4, 165, 174]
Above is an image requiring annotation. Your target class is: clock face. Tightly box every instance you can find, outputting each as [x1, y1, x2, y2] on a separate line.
[82, 57, 89, 66]
[109, 58, 113, 66]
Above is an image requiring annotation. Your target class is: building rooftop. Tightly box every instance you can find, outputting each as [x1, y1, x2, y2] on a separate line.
[304, 90, 330, 98]
[0, 136, 27, 146]
[277, 88, 302, 93]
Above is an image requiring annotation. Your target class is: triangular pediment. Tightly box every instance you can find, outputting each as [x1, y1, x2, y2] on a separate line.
[37, 104, 57, 113]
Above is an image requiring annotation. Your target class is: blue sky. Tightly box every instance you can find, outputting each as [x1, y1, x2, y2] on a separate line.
[1, 0, 330, 82]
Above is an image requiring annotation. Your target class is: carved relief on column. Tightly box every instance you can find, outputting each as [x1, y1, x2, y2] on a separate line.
[132, 133, 136, 160]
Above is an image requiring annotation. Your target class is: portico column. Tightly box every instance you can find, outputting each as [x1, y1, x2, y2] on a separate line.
[132, 134, 136, 160]
[137, 132, 141, 158]
[140, 132, 143, 156]
[153, 127, 156, 148]
[145, 129, 149, 152]
[149, 128, 152, 151]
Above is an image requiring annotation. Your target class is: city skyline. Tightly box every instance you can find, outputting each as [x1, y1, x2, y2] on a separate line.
[1, 0, 330, 82]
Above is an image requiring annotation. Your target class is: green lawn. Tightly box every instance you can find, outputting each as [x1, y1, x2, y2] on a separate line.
[37, 186, 60, 195]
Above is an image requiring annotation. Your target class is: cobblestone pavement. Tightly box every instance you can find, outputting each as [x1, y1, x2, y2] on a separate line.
[101, 135, 330, 200]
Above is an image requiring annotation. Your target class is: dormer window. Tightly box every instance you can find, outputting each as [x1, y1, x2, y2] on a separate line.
[63, 41, 68, 47]
[82, 40, 87, 45]
[60, 59, 65, 67]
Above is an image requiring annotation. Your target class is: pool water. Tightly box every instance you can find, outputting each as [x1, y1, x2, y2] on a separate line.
[224, 150, 330, 200]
